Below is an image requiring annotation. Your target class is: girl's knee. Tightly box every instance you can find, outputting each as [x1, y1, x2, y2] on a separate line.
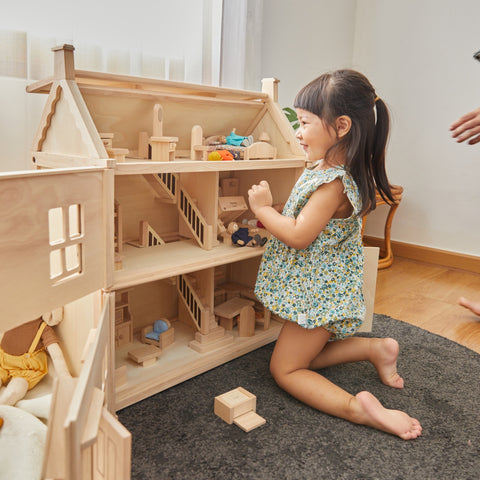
[269, 358, 297, 388]
[269, 357, 286, 385]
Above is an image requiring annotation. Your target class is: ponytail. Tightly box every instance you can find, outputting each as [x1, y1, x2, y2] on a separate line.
[370, 98, 394, 210]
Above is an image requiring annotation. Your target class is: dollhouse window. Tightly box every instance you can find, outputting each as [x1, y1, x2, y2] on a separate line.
[48, 204, 83, 283]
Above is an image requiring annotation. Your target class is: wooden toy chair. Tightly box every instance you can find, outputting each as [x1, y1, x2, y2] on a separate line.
[141, 319, 175, 349]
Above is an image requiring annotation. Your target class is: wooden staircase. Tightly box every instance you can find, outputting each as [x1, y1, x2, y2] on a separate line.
[176, 274, 233, 353]
[143, 172, 213, 250]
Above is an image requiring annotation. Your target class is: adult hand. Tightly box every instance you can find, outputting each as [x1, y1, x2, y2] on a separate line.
[450, 107, 480, 145]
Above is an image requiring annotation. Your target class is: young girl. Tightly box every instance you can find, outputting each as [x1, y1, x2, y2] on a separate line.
[248, 69, 422, 440]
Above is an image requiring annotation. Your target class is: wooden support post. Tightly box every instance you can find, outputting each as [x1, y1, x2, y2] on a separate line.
[52, 44, 76, 80]
[261, 77, 280, 102]
[191, 125, 203, 160]
[138, 131, 149, 159]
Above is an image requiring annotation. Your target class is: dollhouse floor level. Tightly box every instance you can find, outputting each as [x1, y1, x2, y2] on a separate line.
[114, 319, 283, 410]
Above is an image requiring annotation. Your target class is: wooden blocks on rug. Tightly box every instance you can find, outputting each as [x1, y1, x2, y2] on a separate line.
[214, 387, 266, 432]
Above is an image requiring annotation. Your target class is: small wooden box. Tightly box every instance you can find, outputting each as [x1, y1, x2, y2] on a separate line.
[218, 196, 248, 225]
[214, 387, 256, 424]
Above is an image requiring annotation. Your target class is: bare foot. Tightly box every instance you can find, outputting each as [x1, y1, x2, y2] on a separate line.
[458, 297, 480, 316]
[370, 338, 404, 389]
[354, 391, 422, 440]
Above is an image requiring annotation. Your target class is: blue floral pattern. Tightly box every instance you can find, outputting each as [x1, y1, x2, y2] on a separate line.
[255, 166, 365, 340]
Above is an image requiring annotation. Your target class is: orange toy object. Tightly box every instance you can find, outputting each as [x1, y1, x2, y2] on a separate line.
[208, 149, 234, 161]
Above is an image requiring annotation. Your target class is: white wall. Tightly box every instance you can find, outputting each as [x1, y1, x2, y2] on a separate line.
[259, 0, 357, 107]
[0, 0, 222, 172]
[257, 0, 480, 256]
[353, 0, 480, 256]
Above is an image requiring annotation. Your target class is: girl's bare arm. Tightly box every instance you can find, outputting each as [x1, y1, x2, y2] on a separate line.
[248, 179, 347, 250]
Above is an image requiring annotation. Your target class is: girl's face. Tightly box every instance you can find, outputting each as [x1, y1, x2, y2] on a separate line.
[295, 108, 337, 162]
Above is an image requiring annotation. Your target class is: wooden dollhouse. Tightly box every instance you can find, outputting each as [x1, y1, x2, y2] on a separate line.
[0, 45, 378, 479]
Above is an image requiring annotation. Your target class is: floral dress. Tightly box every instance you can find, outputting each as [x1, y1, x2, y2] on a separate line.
[255, 165, 365, 340]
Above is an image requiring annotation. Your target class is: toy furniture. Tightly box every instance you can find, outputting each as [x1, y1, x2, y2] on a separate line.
[115, 289, 134, 347]
[0, 44, 379, 478]
[141, 319, 175, 348]
[214, 297, 255, 332]
[128, 344, 162, 367]
[214, 387, 266, 432]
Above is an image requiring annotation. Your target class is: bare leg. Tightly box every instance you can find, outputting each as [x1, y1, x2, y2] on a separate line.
[270, 321, 421, 440]
[309, 336, 404, 388]
[458, 297, 480, 316]
[0, 377, 29, 406]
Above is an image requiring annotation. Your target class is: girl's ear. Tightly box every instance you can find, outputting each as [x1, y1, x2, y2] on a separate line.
[336, 115, 352, 139]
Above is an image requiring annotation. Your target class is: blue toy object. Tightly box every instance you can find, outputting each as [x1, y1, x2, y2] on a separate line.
[226, 131, 254, 147]
[145, 319, 169, 341]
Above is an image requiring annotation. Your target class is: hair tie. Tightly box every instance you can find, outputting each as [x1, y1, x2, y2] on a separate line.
[374, 96, 380, 103]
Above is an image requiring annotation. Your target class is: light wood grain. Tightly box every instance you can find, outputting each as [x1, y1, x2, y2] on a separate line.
[375, 256, 480, 353]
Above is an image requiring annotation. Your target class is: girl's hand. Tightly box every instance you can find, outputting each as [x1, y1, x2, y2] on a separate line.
[248, 180, 273, 216]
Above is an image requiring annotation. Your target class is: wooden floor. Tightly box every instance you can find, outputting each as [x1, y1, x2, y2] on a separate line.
[375, 256, 480, 353]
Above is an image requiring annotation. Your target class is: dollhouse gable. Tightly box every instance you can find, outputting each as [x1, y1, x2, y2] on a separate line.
[29, 45, 110, 168]
[27, 45, 304, 169]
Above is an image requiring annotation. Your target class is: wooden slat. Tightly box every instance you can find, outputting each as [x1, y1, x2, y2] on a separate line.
[27, 69, 270, 102]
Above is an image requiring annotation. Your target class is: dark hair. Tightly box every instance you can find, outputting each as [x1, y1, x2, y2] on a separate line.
[293, 69, 394, 215]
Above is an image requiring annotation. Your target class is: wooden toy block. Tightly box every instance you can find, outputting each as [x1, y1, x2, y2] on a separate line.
[214, 387, 257, 424]
[233, 410, 266, 432]
[128, 345, 162, 367]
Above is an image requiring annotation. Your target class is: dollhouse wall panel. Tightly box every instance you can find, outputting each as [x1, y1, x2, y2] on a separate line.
[114, 175, 179, 243]
[0, 168, 110, 329]
[42, 87, 94, 156]
[128, 280, 178, 332]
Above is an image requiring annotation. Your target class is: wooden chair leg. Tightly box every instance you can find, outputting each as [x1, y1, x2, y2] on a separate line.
[377, 203, 399, 269]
